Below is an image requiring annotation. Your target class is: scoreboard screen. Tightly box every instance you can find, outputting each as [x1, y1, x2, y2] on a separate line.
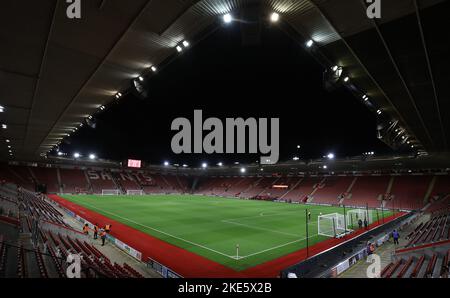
[127, 159, 141, 168]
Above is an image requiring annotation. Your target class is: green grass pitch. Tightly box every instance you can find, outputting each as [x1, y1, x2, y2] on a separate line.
[61, 194, 391, 271]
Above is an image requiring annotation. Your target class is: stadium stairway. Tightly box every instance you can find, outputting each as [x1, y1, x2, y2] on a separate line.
[338, 216, 423, 278]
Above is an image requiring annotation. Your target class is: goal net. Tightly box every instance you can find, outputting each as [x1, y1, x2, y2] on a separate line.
[318, 213, 347, 238]
[101, 189, 120, 195]
[347, 209, 373, 227]
[126, 190, 144, 195]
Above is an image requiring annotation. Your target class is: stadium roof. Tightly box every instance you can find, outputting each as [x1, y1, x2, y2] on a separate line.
[1, 0, 448, 161]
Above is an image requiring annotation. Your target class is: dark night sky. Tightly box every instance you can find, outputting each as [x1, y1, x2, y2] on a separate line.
[58, 23, 392, 166]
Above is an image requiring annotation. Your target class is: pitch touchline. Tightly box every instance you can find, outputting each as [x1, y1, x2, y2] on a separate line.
[77, 201, 237, 259]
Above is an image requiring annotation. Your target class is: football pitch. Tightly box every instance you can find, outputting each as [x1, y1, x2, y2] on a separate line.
[60, 194, 392, 271]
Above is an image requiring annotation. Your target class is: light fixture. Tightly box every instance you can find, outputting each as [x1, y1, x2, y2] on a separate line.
[297, 145, 301, 149]
[327, 153, 335, 160]
[164, 161, 169, 166]
[332, 66, 338, 72]
[240, 168, 246, 173]
[270, 12, 280, 23]
[293, 157, 300, 161]
[223, 13, 232, 23]
[217, 162, 223, 167]
[182, 164, 188, 168]
[89, 154, 96, 160]
[202, 162, 207, 168]
[306, 40, 314, 47]
[176, 45, 183, 52]
[73, 152, 80, 158]
[57, 152, 63, 156]
[0, 105, 4, 113]
[151, 66, 157, 72]
[7, 145, 11, 148]
[1, 124, 6, 129]
[323, 165, 328, 169]
[138, 76, 144, 82]
[115, 92, 122, 99]
[5, 139, 10, 143]
[343, 76, 349, 82]
[182, 40, 190, 47]
[377, 109, 382, 115]
[362, 95, 368, 101]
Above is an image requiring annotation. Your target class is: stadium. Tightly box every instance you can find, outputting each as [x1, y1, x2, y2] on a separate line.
[0, 0, 449, 284]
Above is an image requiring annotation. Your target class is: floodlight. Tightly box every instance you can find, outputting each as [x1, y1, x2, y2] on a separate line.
[306, 40, 314, 47]
[217, 162, 223, 167]
[182, 40, 190, 47]
[73, 152, 80, 158]
[1, 124, 6, 129]
[327, 153, 335, 160]
[202, 162, 207, 168]
[270, 12, 279, 23]
[176, 45, 182, 52]
[89, 154, 96, 160]
[240, 168, 246, 173]
[164, 161, 169, 166]
[343, 76, 349, 82]
[151, 66, 157, 72]
[223, 13, 232, 23]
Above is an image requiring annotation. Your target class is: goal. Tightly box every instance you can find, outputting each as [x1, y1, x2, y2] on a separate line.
[101, 189, 120, 195]
[126, 190, 144, 195]
[347, 209, 373, 227]
[318, 213, 348, 238]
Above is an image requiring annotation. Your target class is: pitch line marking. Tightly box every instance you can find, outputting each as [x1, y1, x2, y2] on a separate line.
[74, 199, 327, 262]
[238, 234, 320, 259]
[221, 219, 302, 237]
[76, 201, 237, 259]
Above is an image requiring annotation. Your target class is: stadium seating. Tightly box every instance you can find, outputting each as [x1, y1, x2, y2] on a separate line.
[312, 176, 354, 204]
[30, 167, 59, 193]
[382, 250, 449, 278]
[221, 177, 259, 197]
[2, 163, 449, 211]
[282, 177, 322, 202]
[86, 170, 118, 194]
[59, 168, 89, 193]
[344, 176, 390, 208]
[257, 176, 301, 199]
[239, 177, 278, 199]
[405, 213, 449, 247]
[0, 184, 147, 278]
[386, 176, 432, 210]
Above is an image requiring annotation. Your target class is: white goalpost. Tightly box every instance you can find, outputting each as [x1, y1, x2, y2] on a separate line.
[347, 209, 373, 226]
[126, 189, 144, 195]
[101, 189, 120, 195]
[318, 213, 348, 238]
